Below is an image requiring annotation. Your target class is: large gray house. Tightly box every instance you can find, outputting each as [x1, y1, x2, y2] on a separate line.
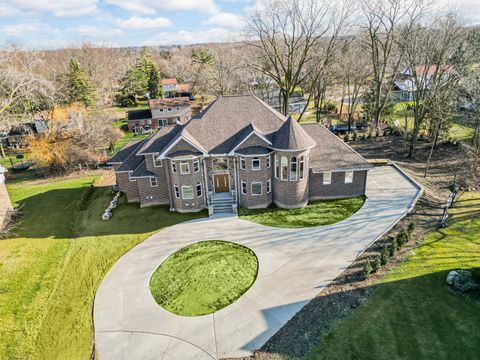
[108, 95, 373, 215]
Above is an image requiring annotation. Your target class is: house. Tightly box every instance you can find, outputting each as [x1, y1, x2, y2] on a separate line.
[161, 78, 194, 99]
[109, 95, 373, 215]
[254, 88, 308, 114]
[127, 97, 192, 134]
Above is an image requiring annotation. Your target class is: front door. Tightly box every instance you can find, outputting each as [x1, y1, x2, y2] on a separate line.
[214, 174, 229, 193]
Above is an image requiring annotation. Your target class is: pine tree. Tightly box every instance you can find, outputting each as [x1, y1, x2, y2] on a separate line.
[66, 59, 95, 107]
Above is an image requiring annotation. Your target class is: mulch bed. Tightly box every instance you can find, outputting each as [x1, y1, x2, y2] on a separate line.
[225, 136, 464, 360]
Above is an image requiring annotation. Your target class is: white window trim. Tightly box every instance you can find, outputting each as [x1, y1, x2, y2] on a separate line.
[196, 182, 202, 197]
[171, 161, 176, 173]
[345, 171, 354, 184]
[150, 177, 158, 187]
[241, 180, 247, 195]
[267, 155, 271, 169]
[267, 178, 272, 194]
[275, 155, 279, 179]
[281, 156, 288, 181]
[152, 155, 162, 168]
[323, 171, 332, 185]
[194, 159, 200, 173]
[290, 156, 298, 181]
[180, 161, 190, 175]
[299, 155, 305, 180]
[251, 181, 262, 196]
[240, 157, 246, 170]
[174, 184, 179, 198]
[252, 157, 261, 171]
[168, 107, 172, 112]
[181, 185, 194, 200]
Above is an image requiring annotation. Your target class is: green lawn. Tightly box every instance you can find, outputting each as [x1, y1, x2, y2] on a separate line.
[305, 192, 480, 360]
[150, 240, 258, 316]
[0, 176, 206, 360]
[239, 196, 365, 228]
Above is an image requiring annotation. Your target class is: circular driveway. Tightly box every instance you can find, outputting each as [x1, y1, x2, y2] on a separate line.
[94, 166, 421, 360]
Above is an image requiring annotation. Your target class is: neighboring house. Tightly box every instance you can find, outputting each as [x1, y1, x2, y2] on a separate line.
[255, 88, 308, 114]
[161, 78, 194, 99]
[109, 95, 373, 215]
[127, 97, 192, 134]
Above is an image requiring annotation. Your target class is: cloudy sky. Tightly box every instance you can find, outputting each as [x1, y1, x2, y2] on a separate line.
[0, 0, 479, 49]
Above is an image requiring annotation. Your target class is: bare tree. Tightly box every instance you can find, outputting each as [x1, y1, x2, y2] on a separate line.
[360, 0, 428, 128]
[403, 13, 468, 158]
[245, 0, 350, 115]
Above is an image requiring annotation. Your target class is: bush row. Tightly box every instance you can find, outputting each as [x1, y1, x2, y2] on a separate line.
[362, 222, 416, 280]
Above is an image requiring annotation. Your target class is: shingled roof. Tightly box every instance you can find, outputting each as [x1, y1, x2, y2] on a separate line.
[107, 140, 143, 164]
[148, 97, 191, 108]
[130, 160, 153, 178]
[301, 123, 373, 171]
[272, 116, 316, 150]
[127, 109, 152, 121]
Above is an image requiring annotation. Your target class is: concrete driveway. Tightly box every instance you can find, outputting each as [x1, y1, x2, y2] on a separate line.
[94, 165, 421, 360]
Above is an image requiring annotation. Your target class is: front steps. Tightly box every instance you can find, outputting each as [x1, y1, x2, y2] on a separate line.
[210, 192, 236, 216]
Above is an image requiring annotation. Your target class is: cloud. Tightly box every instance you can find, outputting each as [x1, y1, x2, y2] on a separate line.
[3, 0, 98, 17]
[204, 12, 246, 29]
[106, 0, 219, 15]
[116, 16, 172, 29]
[144, 28, 240, 46]
[1, 22, 60, 37]
[70, 26, 123, 39]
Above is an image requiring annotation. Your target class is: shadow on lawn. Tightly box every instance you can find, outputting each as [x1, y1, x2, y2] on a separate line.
[11, 185, 207, 239]
[247, 270, 480, 360]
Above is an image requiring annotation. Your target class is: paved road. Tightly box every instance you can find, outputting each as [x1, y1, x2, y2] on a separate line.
[94, 166, 421, 360]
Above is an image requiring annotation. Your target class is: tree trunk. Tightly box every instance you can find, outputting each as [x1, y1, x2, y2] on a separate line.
[408, 121, 421, 158]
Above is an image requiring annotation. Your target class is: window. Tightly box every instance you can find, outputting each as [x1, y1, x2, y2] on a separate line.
[171, 161, 176, 173]
[174, 184, 179, 198]
[299, 155, 305, 180]
[323, 171, 332, 185]
[158, 119, 168, 126]
[182, 185, 194, 199]
[153, 156, 162, 167]
[180, 161, 190, 174]
[252, 157, 261, 170]
[159, 108, 164, 112]
[146, 119, 152, 125]
[194, 159, 200, 173]
[168, 107, 172, 112]
[176, 106, 180, 111]
[150, 177, 158, 187]
[240, 157, 246, 170]
[251, 182, 262, 196]
[267, 178, 271, 193]
[241, 180, 247, 195]
[275, 155, 280, 178]
[140, 119, 145, 125]
[212, 158, 228, 170]
[345, 171, 354, 184]
[281, 156, 288, 181]
[290, 156, 298, 181]
[267, 155, 271, 168]
[196, 183, 202, 197]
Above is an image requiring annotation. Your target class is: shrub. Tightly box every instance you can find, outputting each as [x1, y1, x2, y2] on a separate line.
[343, 133, 350, 142]
[407, 222, 416, 241]
[372, 255, 382, 273]
[362, 259, 372, 279]
[361, 133, 366, 141]
[352, 131, 358, 141]
[389, 238, 398, 256]
[380, 245, 389, 265]
[396, 228, 407, 247]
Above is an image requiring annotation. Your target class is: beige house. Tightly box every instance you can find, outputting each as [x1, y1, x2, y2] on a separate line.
[109, 95, 373, 215]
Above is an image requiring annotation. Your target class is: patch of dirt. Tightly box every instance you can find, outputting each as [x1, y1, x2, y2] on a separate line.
[231, 136, 463, 360]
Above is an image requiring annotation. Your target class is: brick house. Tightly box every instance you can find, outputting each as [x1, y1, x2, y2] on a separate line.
[110, 95, 373, 215]
[127, 97, 192, 133]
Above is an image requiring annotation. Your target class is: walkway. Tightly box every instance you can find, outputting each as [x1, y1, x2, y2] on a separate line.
[94, 165, 421, 360]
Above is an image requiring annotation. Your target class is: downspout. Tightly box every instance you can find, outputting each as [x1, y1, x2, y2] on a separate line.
[164, 160, 174, 211]
[202, 157, 208, 208]
[233, 157, 239, 207]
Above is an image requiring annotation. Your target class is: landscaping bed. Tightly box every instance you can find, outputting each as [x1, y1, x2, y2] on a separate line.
[150, 240, 258, 316]
[238, 196, 365, 228]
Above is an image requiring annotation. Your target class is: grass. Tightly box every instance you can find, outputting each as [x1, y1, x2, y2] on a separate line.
[0, 176, 206, 360]
[150, 240, 258, 316]
[239, 196, 365, 228]
[305, 192, 480, 360]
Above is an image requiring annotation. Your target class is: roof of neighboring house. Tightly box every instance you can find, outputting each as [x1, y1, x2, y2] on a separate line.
[127, 109, 152, 121]
[107, 140, 143, 164]
[272, 116, 316, 150]
[130, 160, 153, 178]
[301, 123, 373, 172]
[148, 97, 191, 108]
[161, 78, 177, 85]
[176, 83, 193, 92]
[393, 80, 416, 92]
[400, 65, 453, 77]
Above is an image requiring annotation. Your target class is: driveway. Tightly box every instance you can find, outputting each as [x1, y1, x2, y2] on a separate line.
[94, 165, 421, 360]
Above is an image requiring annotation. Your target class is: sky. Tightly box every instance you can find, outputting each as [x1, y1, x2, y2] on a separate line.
[0, 0, 479, 50]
